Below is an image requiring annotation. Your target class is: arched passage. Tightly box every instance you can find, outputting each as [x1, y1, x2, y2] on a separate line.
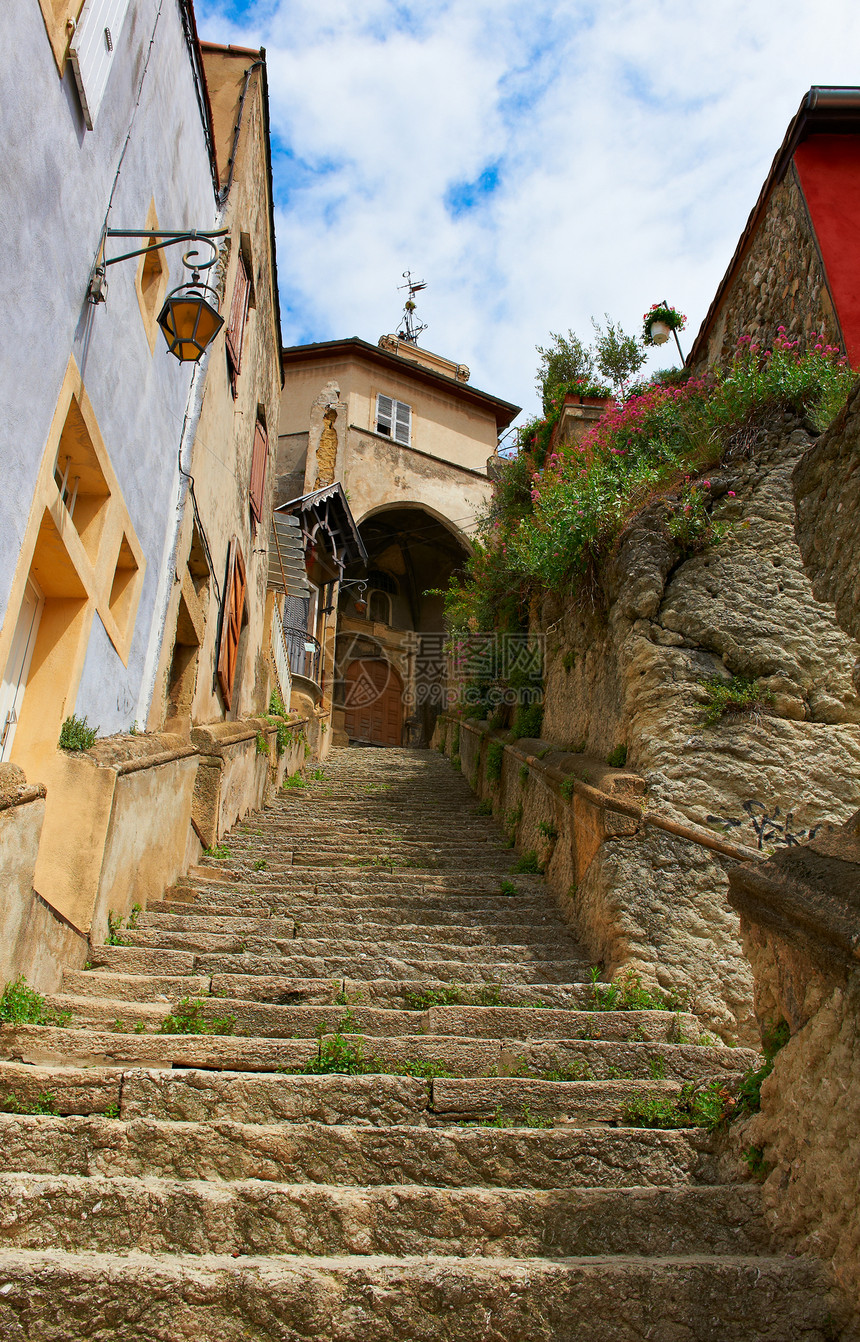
[333, 504, 471, 747]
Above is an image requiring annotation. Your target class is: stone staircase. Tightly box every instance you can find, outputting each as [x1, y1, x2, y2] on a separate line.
[0, 747, 844, 1339]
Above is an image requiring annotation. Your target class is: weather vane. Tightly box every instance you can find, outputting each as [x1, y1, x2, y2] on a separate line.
[396, 271, 428, 344]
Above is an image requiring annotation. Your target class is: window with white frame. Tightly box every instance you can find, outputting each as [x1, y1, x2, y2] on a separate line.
[375, 394, 411, 446]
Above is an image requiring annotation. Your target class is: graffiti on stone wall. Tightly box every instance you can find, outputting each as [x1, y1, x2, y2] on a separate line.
[706, 798, 824, 850]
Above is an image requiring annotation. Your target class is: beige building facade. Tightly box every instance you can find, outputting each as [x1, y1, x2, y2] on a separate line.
[277, 336, 519, 748]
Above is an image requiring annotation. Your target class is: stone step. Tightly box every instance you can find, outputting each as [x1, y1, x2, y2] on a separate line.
[62, 972, 210, 1001]
[0, 1248, 839, 1340]
[185, 869, 546, 894]
[152, 899, 560, 930]
[88, 946, 197, 975]
[111, 1067, 696, 1127]
[195, 953, 599, 986]
[138, 913, 578, 950]
[0, 1025, 317, 1074]
[0, 1173, 771, 1259]
[137, 914, 297, 937]
[169, 885, 551, 912]
[208, 975, 590, 1009]
[0, 1115, 724, 1188]
[122, 931, 585, 966]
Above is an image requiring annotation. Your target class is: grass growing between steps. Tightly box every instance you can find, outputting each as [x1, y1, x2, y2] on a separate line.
[0, 977, 71, 1028]
[586, 969, 688, 1013]
[158, 998, 237, 1036]
[294, 1031, 455, 1080]
[622, 1019, 791, 1132]
[459, 1105, 554, 1129]
[404, 983, 547, 1010]
[2, 1091, 59, 1115]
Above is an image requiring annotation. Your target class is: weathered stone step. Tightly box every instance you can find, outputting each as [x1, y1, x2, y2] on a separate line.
[114, 1067, 693, 1126]
[138, 914, 296, 936]
[62, 971, 210, 1001]
[153, 899, 561, 931]
[166, 885, 550, 917]
[137, 913, 577, 950]
[0, 1248, 839, 1340]
[88, 946, 197, 975]
[0, 1173, 771, 1258]
[123, 931, 585, 967]
[289, 922, 578, 949]
[186, 868, 546, 893]
[0, 1115, 723, 1188]
[208, 975, 588, 1009]
[196, 953, 598, 986]
[0, 1025, 317, 1073]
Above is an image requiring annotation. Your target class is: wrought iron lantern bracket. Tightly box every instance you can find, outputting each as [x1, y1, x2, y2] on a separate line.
[87, 227, 228, 304]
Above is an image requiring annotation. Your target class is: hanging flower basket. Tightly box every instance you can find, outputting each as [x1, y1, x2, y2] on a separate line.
[643, 304, 686, 347]
[648, 320, 671, 345]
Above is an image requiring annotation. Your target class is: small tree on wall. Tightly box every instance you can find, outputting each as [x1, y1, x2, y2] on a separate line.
[591, 315, 647, 399]
[535, 331, 595, 415]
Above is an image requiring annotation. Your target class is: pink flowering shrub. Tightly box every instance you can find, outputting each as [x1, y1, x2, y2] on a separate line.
[445, 331, 855, 621]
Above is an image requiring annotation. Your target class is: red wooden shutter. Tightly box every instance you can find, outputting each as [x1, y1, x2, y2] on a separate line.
[217, 540, 247, 708]
[225, 252, 250, 375]
[249, 419, 268, 523]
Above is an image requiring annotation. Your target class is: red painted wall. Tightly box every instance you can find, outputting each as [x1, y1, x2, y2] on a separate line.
[794, 136, 860, 366]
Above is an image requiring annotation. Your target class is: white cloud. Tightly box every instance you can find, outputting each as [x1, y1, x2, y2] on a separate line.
[196, 0, 860, 418]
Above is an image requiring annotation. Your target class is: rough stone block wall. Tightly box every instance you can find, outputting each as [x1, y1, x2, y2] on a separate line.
[794, 378, 860, 643]
[691, 166, 842, 370]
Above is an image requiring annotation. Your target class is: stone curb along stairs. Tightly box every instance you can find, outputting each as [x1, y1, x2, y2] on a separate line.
[0, 748, 848, 1339]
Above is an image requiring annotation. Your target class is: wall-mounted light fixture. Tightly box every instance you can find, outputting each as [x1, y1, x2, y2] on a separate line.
[87, 227, 229, 362]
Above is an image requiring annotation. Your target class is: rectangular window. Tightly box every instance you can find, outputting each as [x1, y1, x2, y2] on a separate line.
[375, 394, 411, 446]
[225, 252, 251, 394]
[249, 418, 268, 524]
[217, 540, 247, 709]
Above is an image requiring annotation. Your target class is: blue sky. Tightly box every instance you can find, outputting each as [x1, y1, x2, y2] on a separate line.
[195, 0, 860, 419]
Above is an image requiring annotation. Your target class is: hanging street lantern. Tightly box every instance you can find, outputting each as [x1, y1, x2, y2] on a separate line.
[157, 272, 224, 362]
[87, 226, 228, 363]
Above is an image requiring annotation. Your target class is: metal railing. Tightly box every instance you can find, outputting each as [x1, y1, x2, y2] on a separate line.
[270, 606, 293, 707]
[283, 626, 321, 685]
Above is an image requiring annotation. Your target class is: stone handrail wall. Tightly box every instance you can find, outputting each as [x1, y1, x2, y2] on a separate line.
[434, 713, 760, 1043]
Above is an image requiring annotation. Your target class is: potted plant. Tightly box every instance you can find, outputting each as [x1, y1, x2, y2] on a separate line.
[563, 377, 613, 407]
[643, 303, 686, 347]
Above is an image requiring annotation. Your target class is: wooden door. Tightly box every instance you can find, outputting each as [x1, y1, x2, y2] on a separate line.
[343, 659, 402, 747]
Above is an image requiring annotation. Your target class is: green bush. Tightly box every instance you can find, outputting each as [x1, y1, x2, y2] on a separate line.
[159, 998, 236, 1036]
[255, 732, 269, 756]
[587, 969, 686, 1013]
[559, 777, 575, 801]
[58, 714, 98, 751]
[477, 799, 494, 816]
[700, 676, 773, 726]
[282, 772, 305, 789]
[512, 702, 543, 740]
[486, 741, 504, 782]
[269, 687, 286, 716]
[606, 744, 628, 767]
[0, 976, 70, 1028]
[511, 850, 542, 874]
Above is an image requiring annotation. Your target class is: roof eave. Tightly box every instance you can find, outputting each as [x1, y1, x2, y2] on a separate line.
[688, 85, 860, 367]
[281, 336, 520, 429]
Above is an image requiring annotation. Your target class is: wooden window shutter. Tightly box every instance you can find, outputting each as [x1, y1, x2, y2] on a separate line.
[249, 419, 268, 523]
[217, 539, 247, 708]
[225, 252, 251, 375]
[393, 400, 411, 445]
[375, 394, 393, 435]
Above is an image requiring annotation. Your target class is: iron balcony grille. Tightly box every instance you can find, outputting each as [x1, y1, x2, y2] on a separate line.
[283, 625, 321, 685]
